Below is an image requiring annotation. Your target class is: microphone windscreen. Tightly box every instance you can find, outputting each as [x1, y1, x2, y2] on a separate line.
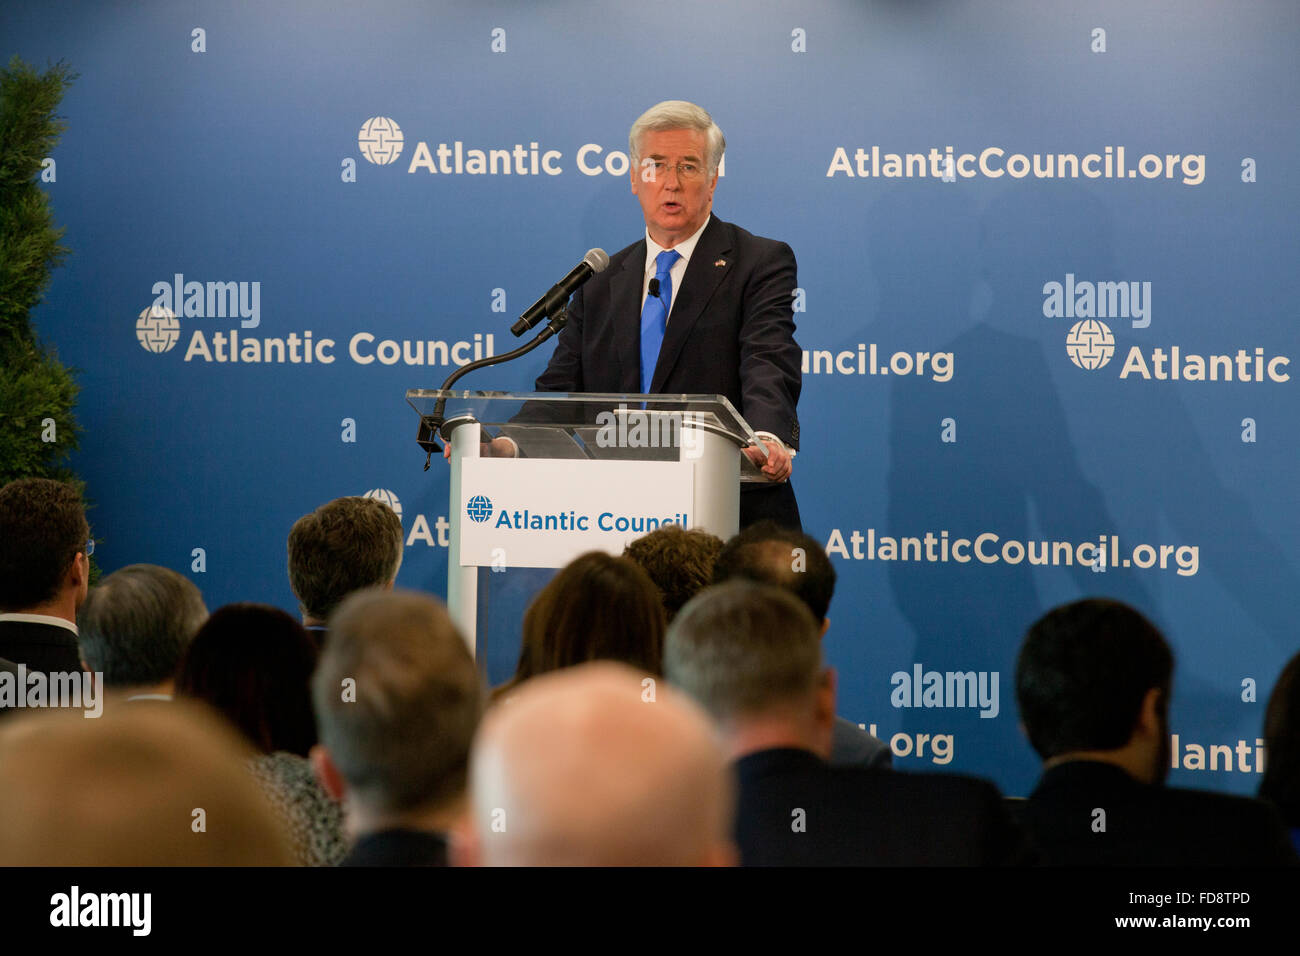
[583, 248, 610, 274]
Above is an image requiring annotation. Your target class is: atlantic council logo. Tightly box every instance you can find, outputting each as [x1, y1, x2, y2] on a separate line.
[466, 495, 493, 523]
[362, 488, 402, 519]
[358, 117, 403, 165]
[136, 305, 179, 354]
[1065, 319, 1115, 370]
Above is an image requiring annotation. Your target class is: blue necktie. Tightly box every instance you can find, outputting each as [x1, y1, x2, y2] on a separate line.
[640, 249, 681, 393]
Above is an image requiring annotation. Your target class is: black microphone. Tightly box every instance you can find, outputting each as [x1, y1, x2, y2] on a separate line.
[648, 277, 660, 299]
[511, 248, 610, 336]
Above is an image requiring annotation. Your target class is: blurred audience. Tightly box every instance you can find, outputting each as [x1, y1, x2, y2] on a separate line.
[494, 551, 665, 701]
[10, 471, 1300, 870]
[78, 563, 208, 701]
[176, 602, 345, 866]
[287, 495, 404, 644]
[0, 701, 295, 865]
[1261, 650, 1300, 851]
[623, 524, 723, 621]
[665, 580, 1026, 865]
[461, 661, 734, 866]
[311, 589, 482, 866]
[1017, 598, 1295, 865]
[712, 520, 891, 769]
[0, 478, 90, 675]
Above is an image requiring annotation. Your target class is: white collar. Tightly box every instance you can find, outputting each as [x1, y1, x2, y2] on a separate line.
[0, 612, 78, 635]
[644, 215, 712, 273]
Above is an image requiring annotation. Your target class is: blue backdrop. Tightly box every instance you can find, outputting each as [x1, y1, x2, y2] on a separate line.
[6, 0, 1298, 797]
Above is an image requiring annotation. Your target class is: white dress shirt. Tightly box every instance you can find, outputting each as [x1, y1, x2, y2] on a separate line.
[0, 612, 78, 635]
[642, 218, 710, 321]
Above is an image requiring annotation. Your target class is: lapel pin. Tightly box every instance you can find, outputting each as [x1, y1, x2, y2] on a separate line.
[714, 258, 727, 267]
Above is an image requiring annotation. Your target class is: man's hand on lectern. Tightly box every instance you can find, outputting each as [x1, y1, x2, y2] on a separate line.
[443, 437, 519, 461]
[743, 438, 792, 482]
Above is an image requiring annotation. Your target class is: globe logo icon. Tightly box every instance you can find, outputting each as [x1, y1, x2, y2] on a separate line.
[1065, 319, 1115, 371]
[358, 117, 404, 165]
[466, 495, 493, 523]
[136, 305, 179, 354]
[362, 488, 402, 519]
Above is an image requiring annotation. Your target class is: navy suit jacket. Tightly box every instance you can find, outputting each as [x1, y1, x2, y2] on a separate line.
[534, 215, 802, 450]
[831, 716, 893, 769]
[0, 620, 82, 675]
[1025, 759, 1297, 866]
[734, 748, 1031, 866]
[339, 828, 449, 867]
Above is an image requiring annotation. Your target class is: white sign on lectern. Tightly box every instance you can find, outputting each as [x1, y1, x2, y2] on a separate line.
[407, 390, 769, 655]
[458, 458, 694, 569]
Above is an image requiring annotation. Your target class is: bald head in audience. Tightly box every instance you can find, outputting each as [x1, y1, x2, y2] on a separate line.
[462, 662, 734, 866]
[0, 701, 295, 865]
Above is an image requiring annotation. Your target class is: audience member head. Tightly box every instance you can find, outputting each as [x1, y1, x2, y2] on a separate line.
[712, 519, 836, 629]
[463, 661, 733, 866]
[1260, 651, 1300, 825]
[0, 701, 295, 865]
[287, 496, 404, 626]
[311, 590, 481, 835]
[505, 551, 665, 693]
[78, 564, 208, 694]
[0, 478, 91, 618]
[175, 603, 319, 756]
[623, 525, 723, 621]
[1016, 598, 1173, 784]
[665, 579, 834, 760]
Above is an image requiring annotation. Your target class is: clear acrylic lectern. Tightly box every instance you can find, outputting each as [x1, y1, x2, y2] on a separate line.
[406, 389, 774, 655]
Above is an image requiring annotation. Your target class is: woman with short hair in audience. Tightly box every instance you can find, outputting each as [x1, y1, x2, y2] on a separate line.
[493, 552, 666, 702]
[1260, 651, 1300, 852]
[175, 603, 346, 866]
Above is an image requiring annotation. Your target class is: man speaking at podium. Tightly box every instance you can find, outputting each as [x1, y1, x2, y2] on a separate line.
[534, 100, 802, 530]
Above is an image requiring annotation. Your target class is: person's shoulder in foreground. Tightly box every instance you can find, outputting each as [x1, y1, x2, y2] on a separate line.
[339, 828, 448, 867]
[1027, 758, 1295, 866]
[831, 715, 893, 769]
[735, 745, 1027, 866]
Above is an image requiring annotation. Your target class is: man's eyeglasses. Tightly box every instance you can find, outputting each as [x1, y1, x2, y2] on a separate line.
[85, 538, 95, 558]
[642, 161, 706, 182]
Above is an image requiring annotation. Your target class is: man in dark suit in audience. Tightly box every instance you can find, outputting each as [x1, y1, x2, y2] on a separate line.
[310, 589, 482, 866]
[665, 580, 1028, 865]
[0, 478, 91, 675]
[1017, 598, 1296, 865]
[287, 495, 404, 646]
[712, 520, 892, 769]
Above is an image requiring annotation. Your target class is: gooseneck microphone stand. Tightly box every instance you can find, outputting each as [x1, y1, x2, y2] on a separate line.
[416, 307, 569, 470]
